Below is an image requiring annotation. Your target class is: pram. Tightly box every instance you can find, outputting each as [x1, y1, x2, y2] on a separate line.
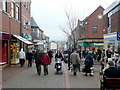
[55, 58, 63, 74]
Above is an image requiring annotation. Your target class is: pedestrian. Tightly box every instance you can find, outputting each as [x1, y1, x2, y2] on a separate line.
[101, 49, 105, 61]
[92, 48, 97, 60]
[106, 48, 112, 62]
[97, 48, 102, 61]
[55, 50, 64, 69]
[84, 51, 94, 76]
[55, 50, 64, 60]
[34, 50, 43, 75]
[47, 50, 53, 64]
[103, 60, 120, 78]
[78, 50, 82, 60]
[82, 50, 86, 58]
[70, 49, 80, 75]
[27, 49, 33, 67]
[19, 48, 26, 67]
[40, 51, 50, 75]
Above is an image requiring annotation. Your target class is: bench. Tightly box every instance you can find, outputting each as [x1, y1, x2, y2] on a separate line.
[100, 76, 120, 90]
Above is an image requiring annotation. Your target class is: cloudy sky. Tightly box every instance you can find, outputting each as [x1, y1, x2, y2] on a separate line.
[31, 0, 115, 41]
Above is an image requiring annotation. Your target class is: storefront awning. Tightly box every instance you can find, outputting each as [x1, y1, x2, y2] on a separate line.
[13, 35, 33, 45]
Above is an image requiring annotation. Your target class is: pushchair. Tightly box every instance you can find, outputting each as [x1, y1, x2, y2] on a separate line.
[55, 58, 63, 74]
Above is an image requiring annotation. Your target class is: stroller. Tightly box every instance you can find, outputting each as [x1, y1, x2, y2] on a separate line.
[55, 58, 63, 74]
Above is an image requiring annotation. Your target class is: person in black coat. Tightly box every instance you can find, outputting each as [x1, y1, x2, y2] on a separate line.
[104, 60, 120, 78]
[47, 50, 53, 64]
[97, 48, 102, 61]
[106, 49, 112, 62]
[34, 50, 43, 75]
[84, 51, 94, 76]
[27, 49, 33, 67]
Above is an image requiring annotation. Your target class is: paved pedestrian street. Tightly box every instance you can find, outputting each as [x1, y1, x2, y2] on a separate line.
[2, 60, 101, 89]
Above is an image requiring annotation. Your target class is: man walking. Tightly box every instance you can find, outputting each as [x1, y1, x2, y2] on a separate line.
[34, 50, 43, 75]
[19, 48, 26, 67]
[27, 49, 33, 67]
[70, 49, 80, 75]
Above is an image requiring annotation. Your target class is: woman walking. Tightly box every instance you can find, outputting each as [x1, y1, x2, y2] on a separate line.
[40, 51, 50, 75]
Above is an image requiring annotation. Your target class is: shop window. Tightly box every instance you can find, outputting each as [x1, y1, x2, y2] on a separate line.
[2, 0, 7, 12]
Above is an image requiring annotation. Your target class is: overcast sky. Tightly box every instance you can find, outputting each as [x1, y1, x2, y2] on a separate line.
[31, 0, 115, 41]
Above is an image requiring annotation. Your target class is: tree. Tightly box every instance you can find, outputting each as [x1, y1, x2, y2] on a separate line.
[59, 10, 78, 49]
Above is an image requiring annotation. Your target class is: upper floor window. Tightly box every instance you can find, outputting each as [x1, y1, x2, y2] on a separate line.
[16, 5, 19, 20]
[11, 2, 15, 17]
[2, 0, 7, 12]
[93, 26, 98, 33]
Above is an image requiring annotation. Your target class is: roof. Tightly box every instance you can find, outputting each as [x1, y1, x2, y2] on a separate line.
[30, 17, 39, 27]
[103, 0, 120, 15]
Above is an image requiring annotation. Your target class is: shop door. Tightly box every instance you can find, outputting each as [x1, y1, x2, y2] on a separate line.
[2, 41, 8, 63]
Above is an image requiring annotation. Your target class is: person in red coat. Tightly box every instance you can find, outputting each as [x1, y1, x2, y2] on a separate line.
[41, 51, 50, 75]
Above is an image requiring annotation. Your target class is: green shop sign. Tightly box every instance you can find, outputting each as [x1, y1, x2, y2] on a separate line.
[22, 33, 32, 41]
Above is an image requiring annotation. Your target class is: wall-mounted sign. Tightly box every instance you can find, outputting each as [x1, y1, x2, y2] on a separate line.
[117, 31, 120, 41]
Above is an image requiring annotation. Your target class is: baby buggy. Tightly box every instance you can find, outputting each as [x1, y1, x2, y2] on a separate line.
[55, 58, 63, 74]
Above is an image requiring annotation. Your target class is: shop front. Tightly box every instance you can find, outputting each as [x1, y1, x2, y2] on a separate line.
[77, 42, 104, 51]
[104, 32, 120, 53]
[10, 34, 33, 65]
[22, 33, 32, 53]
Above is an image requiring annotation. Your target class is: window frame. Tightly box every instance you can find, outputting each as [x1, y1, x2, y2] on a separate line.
[2, 0, 7, 12]
[16, 5, 19, 20]
[93, 26, 98, 33]
[11, 2, 15, 18]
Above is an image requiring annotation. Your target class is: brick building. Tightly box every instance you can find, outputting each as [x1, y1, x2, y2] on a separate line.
[103, 1, 120, 53]
[0, 0, 33, 67]
[31, 17, 44, 50]
[76, 6, 104, 51]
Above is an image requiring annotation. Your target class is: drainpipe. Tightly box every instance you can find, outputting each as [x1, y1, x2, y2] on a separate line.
[20, 0, 22, 49]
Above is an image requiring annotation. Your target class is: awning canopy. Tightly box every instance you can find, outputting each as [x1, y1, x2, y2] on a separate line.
[13, 35, 33, 45]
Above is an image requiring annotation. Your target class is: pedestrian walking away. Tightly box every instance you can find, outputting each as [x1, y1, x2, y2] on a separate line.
[19, 48, 26, 67]
[70, 49, 80, 76]
[40, 51, 50, 75]
[84, 51, 94, 76]
[27, 49, 33, 67]
[34, 50, 43, 75]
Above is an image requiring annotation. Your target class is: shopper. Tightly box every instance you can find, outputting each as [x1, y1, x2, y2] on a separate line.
[19, 48, 26, 67]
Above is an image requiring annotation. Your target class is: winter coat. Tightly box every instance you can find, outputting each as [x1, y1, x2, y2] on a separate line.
[104, 67, 120, 78]
[106, 50, 112, 58]
[70, 52, 80, 65]
[34, 52, 43, 64]
[27, 52, 33, 60]
[48, 50, 53, 58]
[41, 54, 50, 65]
[19, 48, 26, 59]
[55, 53, 63, 61]
[85, 54, 94, 67]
